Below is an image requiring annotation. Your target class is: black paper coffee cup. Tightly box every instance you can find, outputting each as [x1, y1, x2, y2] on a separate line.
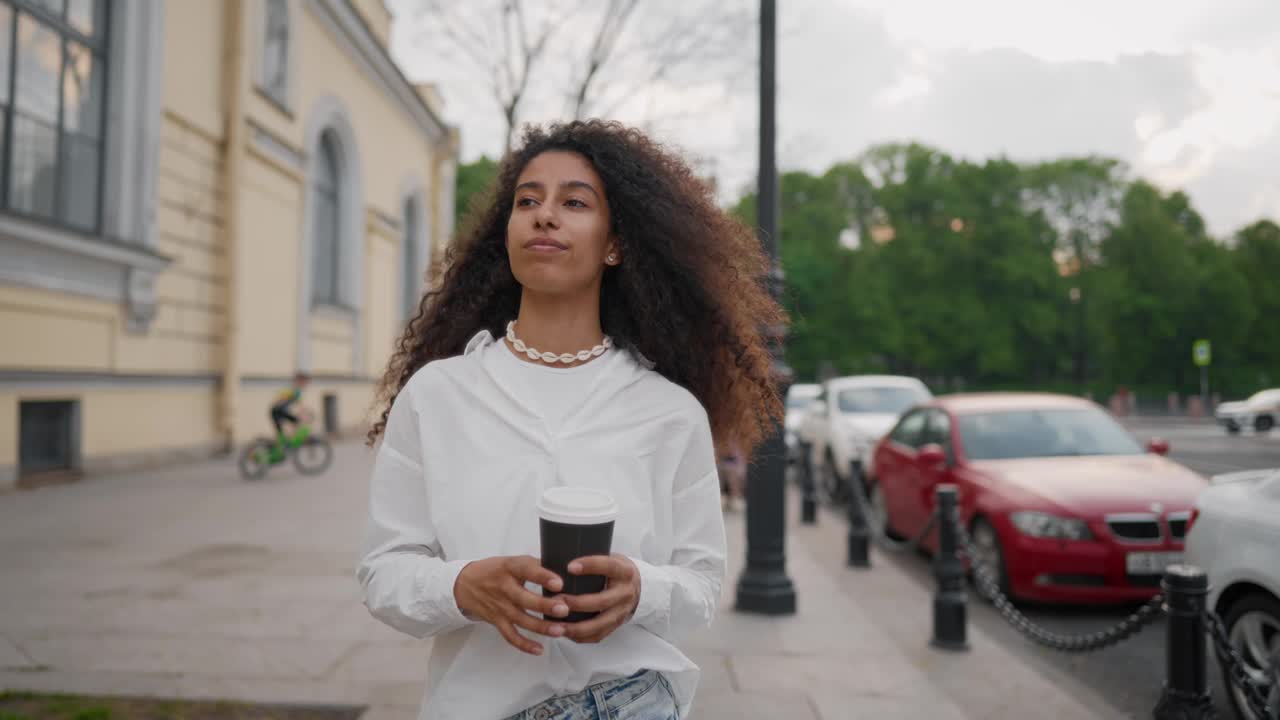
[537, 486, 617, 622]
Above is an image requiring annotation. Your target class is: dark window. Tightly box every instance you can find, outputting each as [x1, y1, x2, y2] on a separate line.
[2, 0, 108, 232]
[311, 131, 342, 305]
[889, 410, 927, 448]
[323, 392, 338, 434]
[922, 410, 953, 458]
[19, 399, 77, 475]
[262, 0, 288, 101]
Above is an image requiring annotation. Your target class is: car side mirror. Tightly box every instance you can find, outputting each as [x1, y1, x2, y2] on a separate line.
[917, 443, 948, 467]
[1147, 438, 1170, 456]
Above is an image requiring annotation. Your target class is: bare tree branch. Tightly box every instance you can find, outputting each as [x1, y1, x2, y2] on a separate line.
[569, 0, 639, 119]
[406, 0, 753, 154]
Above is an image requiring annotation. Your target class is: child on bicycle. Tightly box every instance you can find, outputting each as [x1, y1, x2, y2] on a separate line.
[270, 372, 310, 446]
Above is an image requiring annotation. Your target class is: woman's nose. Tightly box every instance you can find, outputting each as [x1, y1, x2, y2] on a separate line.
[535, 204, 558, 228]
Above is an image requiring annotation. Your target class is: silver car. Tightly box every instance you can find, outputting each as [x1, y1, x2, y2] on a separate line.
[1185, 468, 1280, 719]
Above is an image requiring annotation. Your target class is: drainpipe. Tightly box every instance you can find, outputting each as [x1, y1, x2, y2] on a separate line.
[219, 0, 248, 452]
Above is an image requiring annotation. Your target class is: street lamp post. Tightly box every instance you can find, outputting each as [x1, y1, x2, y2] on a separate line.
[735, 0, 797, 616]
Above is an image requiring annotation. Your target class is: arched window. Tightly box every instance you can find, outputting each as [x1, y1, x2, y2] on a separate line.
[311, 131, 342, 306]
[260, 0, 290, 107]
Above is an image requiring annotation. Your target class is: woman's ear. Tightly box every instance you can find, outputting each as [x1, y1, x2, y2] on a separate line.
[604, 237, 622, 266]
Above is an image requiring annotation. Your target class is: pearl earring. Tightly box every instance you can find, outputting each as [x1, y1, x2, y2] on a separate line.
[607, 254, 617, 263]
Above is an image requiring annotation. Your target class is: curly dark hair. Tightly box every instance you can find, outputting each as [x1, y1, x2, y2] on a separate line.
[369, 120, 786, 456]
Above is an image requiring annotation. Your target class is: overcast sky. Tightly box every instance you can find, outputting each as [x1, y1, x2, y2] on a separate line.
[390, 0, 1280, 237]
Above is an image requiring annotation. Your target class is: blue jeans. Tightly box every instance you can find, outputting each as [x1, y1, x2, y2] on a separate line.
[504, 670, 678, 720]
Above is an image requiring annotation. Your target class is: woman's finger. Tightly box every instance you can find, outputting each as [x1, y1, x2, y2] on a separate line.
[507, 586, 572, 619]
[496, 617, 544, 656]
[505, 605, 567, 639]
[566, 555, 626, 579]
[508, 555, 565, 593]
[563, 605, 628, 644]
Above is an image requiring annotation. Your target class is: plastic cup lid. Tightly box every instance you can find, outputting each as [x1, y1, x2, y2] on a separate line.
[536, 486, 618, 525]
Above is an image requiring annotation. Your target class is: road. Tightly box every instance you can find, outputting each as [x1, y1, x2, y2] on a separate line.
[869, 418, 1278, 720]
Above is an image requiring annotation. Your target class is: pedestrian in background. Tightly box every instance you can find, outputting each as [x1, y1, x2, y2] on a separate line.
[357, 120, 786, 719]
[718, 438, 747, 512]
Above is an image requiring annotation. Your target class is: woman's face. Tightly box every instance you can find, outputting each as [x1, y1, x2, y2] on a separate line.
[506, 151, 619, 297]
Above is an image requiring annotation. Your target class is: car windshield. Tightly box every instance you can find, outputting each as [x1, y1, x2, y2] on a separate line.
[787, 390, 819, 409]
[836, 386, 928, 414]
[958, 407, 1143, 460]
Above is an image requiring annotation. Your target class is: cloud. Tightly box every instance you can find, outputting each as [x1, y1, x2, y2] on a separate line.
[389, 0, 1280, 235]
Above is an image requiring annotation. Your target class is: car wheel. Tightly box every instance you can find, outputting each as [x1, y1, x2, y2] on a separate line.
[867, 481, 904, 542]
[1222, 592, 1280, 720]
[969, 517, 1012, 602]
[1255, 415, 1275, 433]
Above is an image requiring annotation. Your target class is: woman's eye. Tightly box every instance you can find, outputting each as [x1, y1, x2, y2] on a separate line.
[516, 197, 537, 207]
[565, 198, 587, 208]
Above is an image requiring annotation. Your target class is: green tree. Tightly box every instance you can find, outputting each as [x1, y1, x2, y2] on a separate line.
[1232, 219, 1280, 388]
[1094, 182, 1251, 395]
[454, 156, 499, 232]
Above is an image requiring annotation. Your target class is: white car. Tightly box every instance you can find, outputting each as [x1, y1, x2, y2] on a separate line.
[784, 383, 821, 460]
[1216, 389, 1280, 434]
[1185, 468, 1280, 719]
[796, 375, 931, 501]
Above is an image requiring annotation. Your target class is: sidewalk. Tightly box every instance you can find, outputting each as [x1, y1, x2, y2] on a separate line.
[0, 441, 1112, 719]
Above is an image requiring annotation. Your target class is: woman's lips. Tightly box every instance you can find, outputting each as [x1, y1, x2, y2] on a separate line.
[524, 237, 568, 252]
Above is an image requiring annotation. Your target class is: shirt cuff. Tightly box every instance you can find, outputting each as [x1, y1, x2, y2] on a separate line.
[426, 558, 477, 628]
[628, 557, 672, 630]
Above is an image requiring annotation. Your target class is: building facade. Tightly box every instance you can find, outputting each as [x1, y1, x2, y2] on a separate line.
[0, 0, 458, 489]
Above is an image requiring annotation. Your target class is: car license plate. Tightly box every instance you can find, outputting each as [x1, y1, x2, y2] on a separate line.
[1126, 552, 1183, 575]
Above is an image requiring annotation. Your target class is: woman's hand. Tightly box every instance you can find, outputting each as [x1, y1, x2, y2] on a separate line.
[453, 556, 572, 655]
[561, 554, 642, 644]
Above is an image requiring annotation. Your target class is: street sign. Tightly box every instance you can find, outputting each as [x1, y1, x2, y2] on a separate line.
[1193, 339, 1211, 367]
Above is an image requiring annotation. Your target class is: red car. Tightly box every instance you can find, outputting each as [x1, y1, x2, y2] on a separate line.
[868, 393, 1207, 604]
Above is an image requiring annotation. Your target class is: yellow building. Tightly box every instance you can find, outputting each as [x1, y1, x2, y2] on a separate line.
[0, 0, 458, 489]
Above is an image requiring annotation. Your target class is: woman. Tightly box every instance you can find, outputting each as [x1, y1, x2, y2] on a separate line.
[358, 121, 784, 719]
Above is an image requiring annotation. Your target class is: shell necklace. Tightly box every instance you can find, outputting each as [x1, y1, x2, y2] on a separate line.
[505, 321, 612, 364]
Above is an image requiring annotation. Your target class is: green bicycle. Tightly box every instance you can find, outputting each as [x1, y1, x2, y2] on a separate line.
[238, 421, 333, 481]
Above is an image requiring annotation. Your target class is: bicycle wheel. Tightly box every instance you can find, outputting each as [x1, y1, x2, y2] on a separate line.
[292, 437, 333, 475]
[238, 438, 275, 481]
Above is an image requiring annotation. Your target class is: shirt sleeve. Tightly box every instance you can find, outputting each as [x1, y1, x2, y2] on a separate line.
[356, 376, 475, 639]
[628, 406, 727, 641]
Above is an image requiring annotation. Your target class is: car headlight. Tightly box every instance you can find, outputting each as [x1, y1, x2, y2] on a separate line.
[1010, 511, 1094, 540]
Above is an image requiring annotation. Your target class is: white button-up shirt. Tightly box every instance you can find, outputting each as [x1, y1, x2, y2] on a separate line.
[357, 330, 727, 719]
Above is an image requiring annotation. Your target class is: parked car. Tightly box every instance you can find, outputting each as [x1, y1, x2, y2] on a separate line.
[797, 375, 932, 502]
[868, 393, 1207, 604]
[784, 383, 822, 462]
[1185, 468, 1280, 720]
[1216, 389, 1280, 434]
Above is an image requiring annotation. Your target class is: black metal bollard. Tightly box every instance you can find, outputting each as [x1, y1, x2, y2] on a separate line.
[930, 485, 968, 651]
[1153, 566, 1214, 719]
[846, 459, 870, 568]
[799, 441, 817, 525]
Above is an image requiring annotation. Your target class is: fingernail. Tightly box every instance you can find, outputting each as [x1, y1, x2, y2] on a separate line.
[549, 624, 565, 636]
[549, 579, 563, 591]
[568, 562, 582, 574]
[554, 604, 569, 617]
[532, 645, 543, 655]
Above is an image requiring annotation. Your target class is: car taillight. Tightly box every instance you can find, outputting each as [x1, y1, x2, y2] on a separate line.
[1186, 508, 1200, 534]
